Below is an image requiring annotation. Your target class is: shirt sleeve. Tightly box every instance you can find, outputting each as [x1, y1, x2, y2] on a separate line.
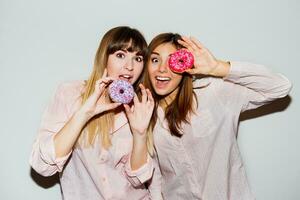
[148, 153, 163, 200]
[29, 83, 75, 176]
[123, 153, 155, 187]
[219, 61, 292, 112]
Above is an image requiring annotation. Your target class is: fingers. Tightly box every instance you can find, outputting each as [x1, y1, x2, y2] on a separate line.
[95, 76, 115, 96]
[94, 80, 106, 97]
[106, 102, 121, 110]
[137, 84, 155, 106]
[190, 36, 205, 50]
[181, 36, 199, 52]
[139, 84, 147, 103]
[133, 93, 139, 106]
[146, 88, 154, 107]
[128, 86, 154, 115]
[178, 38, 194, 53]
[95, 102, 121, 114]
[96, 68, 115, 90]
[178, 36, 206, 53]
[97, 77, 115, 86]
[123, 104, 131, 114]
[125, 104, 135, 113]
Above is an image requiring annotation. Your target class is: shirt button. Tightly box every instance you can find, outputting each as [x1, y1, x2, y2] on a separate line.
[98, 155, 108, 164]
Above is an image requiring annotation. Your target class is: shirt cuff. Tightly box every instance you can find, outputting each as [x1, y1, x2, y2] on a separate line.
[223, 61, 270, 81]
[222, 61, 242, 81]
[39, 133, 72, 172]
[124, 153, 154, 186]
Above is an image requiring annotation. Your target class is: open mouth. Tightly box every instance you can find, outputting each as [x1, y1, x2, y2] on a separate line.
[156, 76, 171, 81]
[155, 76, 171, 88]
[119, 74, 133, 82]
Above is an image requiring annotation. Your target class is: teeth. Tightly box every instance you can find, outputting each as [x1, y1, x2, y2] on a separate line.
[121, 75, 131, 79]
[156, 76, 170, 81]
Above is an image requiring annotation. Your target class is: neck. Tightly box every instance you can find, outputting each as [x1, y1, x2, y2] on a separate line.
[159, 87, 179, 110]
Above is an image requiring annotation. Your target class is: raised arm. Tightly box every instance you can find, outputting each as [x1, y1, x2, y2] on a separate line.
[179, 36, 292, 112]
[30, 76, 121, 176]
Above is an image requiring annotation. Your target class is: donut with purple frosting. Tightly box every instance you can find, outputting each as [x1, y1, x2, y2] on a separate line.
[108, 80, 134, 104]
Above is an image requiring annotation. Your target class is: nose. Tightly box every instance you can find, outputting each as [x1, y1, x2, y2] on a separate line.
[158, 58, 168, 73]
[124, 58, 133, 71]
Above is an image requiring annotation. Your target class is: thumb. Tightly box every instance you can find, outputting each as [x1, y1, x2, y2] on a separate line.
[94, 84, 106, 99]
[106, 102, 121, 110]
[96, 102, 121, 114]
[185, 68, 196, 74]
[123, 104, 131, 115]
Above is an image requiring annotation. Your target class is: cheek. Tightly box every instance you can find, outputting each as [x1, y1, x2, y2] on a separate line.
[133, 63, 144, 79]
[107, 58, 128, 78]
[175, 75, 183, 83]
[106, 66, 118, 78]
[136, 62, 144, 74]
[171, 74, 183, 87]
[127, 63, 143, 85]
[106, 65, 113, 76]
[106, 57, 118, 77]
[147, 66, 156, 82]
[147, 63, 156, 75]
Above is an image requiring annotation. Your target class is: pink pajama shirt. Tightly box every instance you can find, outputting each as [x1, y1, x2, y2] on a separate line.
[29, 80, 162, 200]
[152, 61, 292, 200]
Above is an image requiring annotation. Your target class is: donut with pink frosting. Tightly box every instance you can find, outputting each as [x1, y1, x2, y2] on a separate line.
[168, 49, 194, 73]
[108, 80, 134, 104]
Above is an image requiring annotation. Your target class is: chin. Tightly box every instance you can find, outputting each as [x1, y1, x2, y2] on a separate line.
[153, 87, 170, 96]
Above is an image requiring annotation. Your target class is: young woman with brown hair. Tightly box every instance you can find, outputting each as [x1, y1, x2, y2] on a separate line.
[143, 33, 292, 199]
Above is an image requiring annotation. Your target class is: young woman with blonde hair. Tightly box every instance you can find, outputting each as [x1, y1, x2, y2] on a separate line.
[30, 26, 162, 200]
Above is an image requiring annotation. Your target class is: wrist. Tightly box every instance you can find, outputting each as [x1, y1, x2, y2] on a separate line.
[74, 108, 92, 123]
[132, 137, 147, 153]
[131, 128, 147, 136]
[132, 131, 147, 142]
[209, 60, 230, 77]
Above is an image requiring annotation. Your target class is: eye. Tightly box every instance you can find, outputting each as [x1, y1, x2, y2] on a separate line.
[116, 52, 125, 58]
[151, 57, 159, 63]
[135, 56, 143, 62]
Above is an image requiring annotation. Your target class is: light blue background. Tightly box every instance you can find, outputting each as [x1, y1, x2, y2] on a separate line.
[0, 0, 299, 199]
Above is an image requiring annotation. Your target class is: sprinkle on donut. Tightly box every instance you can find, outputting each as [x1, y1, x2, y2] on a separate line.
[108, 80, 134, 104]
[168, 49, 194, 73]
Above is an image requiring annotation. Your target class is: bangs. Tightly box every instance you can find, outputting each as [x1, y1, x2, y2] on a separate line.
[107, 29, 147, 57]
[148, 33, 184, 54]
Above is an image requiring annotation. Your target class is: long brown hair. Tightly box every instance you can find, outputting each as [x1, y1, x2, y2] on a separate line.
[78, 26, 149, 150]
[143, 33, 197, 137]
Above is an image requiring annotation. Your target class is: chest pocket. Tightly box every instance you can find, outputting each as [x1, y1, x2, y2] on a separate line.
[190, 109, 216, 138]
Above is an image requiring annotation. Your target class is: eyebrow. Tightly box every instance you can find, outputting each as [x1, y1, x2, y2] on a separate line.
[118, 49, 128, 53]
[151, 52, 160, 55]
[117, 49, 144, 57]
[151, 51, 173, 57]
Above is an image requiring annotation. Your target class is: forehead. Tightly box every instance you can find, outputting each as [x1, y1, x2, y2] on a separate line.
[109, 39, 146, 56]
[152, 43, 177, 56]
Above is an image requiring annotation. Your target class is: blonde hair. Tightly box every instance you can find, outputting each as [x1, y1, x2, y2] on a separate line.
[77, 26, 154, 154]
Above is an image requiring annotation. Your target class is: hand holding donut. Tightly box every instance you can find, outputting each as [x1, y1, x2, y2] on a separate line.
[178, 36, 230, 77]
[124, 84, 155, 136]
[80, 69, 121, 120]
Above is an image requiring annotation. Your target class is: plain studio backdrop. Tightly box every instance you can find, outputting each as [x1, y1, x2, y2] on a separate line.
[0, 0, 299, 199]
